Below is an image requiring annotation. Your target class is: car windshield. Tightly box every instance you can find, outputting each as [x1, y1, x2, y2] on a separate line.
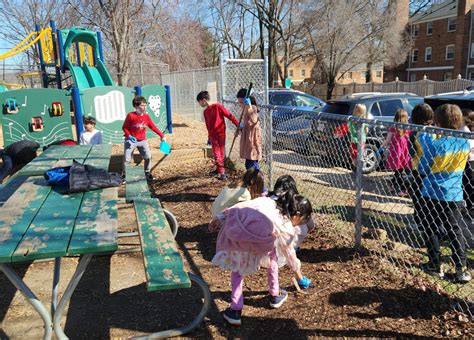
[294, 94, 322, 107]
[322, 103, 351, 115]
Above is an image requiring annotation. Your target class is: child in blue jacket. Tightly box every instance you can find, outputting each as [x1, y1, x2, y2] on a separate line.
[418, 104, 471, 283]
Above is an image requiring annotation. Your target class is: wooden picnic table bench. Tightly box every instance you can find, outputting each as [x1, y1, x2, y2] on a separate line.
[124, 164, 210, 338]
[0, 144, 210, 339]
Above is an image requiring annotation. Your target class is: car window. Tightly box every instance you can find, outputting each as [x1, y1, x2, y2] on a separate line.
[294, 94, 322, 107]
[406, 98, 424, 113]
[322, 103, 351, 115]
[370, 102, 381, 116]
[270, 93, 294, 106]
[377, 99, 404, 116]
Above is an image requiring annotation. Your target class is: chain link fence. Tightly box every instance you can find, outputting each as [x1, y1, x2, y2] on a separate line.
[296, 78, 474, 100]
[160, 56, 268, 122]
[220, 101, 474, 317]
[221, 101, 474, 318]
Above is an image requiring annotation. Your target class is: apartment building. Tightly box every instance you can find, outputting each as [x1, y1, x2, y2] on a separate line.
[406, 0, 474, 81]
[276, 57, 383, 86]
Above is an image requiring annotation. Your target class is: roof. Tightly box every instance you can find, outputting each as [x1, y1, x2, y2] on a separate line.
[410, 0, 457, 24]
[425, 89, 474, 100]
[334, 92, 420, 102]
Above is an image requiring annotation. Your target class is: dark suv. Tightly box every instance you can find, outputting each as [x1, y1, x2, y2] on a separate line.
[307, 92, 424, 173]
[424, 89, 474, 110]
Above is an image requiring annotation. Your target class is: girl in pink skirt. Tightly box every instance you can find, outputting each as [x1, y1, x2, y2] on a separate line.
[381, 109, 411, 197]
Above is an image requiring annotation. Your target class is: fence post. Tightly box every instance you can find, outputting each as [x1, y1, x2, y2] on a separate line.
[264, 56, 269, 105]
[192, 71, 197, 121]
[355, 121, 364, 248]
[219, 53, 225, 102]
[139, 62, 144, 85]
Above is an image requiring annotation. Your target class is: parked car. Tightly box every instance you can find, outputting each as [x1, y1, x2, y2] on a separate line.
[268, 88, 325, 126]
[425, 89, 474, 110]
[275, 92, 424, 173]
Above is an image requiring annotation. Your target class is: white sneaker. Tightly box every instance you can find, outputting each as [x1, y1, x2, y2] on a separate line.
[456, 269, 472, 283]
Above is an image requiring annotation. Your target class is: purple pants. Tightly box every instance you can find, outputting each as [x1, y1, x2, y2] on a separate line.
[230, 248, 279, 311]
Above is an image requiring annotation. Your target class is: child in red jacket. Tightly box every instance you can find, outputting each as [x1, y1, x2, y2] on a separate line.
[122, 96, 166, 181]
[197, 91, 239, 180]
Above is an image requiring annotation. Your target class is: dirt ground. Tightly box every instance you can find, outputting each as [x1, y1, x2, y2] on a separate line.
[1, 114, 474, 338]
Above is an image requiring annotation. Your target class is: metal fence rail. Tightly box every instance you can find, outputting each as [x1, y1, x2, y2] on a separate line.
[296, 78, 474, 100]
[221, 101, 474, 317]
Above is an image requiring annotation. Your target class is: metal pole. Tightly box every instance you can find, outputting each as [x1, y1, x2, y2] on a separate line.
[219, 53, 225, 102]
[51, 258, 61, 316]
[165, 85, 173, 133]
[0, 264, 53, 340]
[71, 87, 84, 143]
[355, 122, 364, 248]
[264, 56, 269, 105]
[192, 71, 197, 120]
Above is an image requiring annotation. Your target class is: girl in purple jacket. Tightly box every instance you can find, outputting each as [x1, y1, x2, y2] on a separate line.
[211, 191, 312, 326]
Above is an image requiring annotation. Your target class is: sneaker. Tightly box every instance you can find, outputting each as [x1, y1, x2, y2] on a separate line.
[145, 172, 155, 181]
[121, 175, 126, 185]
[217, 173, 227, 180]
[420, 262, 444, 278]
[208, 169, 218, 176]
[223, 307, 241, 326]
[270, 289, 288, 309]
[455, 269, 472, 283]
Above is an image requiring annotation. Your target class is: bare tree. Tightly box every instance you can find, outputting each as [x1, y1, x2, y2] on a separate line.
[304, 0, 410, 99]
[362, 0, 412, 83]
[0, 0, 79, 67]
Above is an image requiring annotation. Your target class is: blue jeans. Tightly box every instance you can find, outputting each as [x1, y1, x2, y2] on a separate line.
[0, 152, 13, 182]
[245, 159, 259, 170]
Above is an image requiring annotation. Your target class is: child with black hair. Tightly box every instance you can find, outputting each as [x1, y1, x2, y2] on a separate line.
[80, 116, 103, 145]
[197, 90, 239, 180]
[211, 191, 313, 326]
[409, 103, 434, 228]
[210, 167, 265, 220]
[269, 175, 315, 251]
[236, 88, 262, 171]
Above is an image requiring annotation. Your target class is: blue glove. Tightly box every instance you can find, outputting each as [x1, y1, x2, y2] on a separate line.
[297, 276, 311, 289]
[207, 138, 211, 146]
[128, 136, 137, 143]
[378, 146, 385, 154]
[243, 97, 251, 106]
[239, 122, 244, 129]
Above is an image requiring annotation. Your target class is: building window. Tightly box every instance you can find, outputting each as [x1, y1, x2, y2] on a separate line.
[471, 43, 474, 58]
[412, 24, 419, 37]
[301, 69, 306, 77]
[448, 17, 457, 32]
[469, 71, 474, 80]
[446, 45, 455, 60]
[427, 21, 433, 35]
[410, 73, 417, 82]
[348, 72, 353, 79]
[301, 56, 306, 63]
[376, 70, 382, 78]
[443, 71, 452, 81]
[412, 49, 418, 63]
[425, 47, 432, 62]
[289, 69, 293, 77]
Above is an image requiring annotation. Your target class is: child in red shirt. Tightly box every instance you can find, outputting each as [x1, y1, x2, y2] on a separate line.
[197, 91, 239, 180]
[122, 96, 166, 181]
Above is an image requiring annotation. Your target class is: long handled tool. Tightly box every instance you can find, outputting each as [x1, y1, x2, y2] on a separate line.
[224, 82, 253, 170]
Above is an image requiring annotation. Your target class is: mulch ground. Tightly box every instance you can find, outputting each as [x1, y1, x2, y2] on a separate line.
[147, 159, 473, 339]
[1, 114, 473, 338]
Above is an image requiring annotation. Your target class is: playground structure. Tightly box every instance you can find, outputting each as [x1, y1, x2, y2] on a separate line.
[0, 21, 172, 147]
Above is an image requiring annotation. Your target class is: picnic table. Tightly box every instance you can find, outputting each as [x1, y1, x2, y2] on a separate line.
[0, 144, 210, 339]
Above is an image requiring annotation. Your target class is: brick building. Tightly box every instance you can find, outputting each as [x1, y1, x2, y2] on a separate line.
[405, 0, 474, 81]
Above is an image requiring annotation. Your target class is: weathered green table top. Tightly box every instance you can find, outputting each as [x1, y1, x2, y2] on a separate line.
[0, 144, 117, 263]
